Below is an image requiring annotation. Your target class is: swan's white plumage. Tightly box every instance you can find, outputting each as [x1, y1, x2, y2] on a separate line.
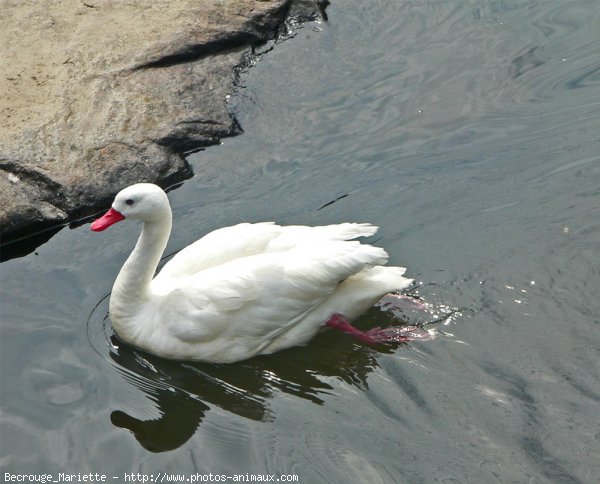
[154, 221, 379, 281]
[92, 183, 413, 363]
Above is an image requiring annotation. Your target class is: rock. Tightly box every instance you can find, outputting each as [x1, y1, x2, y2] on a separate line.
[0, 0, 327, 247]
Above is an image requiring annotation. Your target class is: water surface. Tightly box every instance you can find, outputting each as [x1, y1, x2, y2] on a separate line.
[2, 1, 600, 482]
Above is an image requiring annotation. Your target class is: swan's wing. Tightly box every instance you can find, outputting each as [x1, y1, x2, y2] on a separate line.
[156, 222, 282, 281]
[156, 222, 379, 282]
[158, 240, 389, 348]
[264, 223, 379, 251]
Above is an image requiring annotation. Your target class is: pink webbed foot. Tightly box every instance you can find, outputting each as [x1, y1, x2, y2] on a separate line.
[376, 293, 427, 311]
[363, 325, 433, 343]
[325, 314, 433, 345]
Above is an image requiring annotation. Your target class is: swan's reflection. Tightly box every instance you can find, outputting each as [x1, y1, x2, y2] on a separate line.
[106, 307, 395, 453]
[91, 286, 450, 453]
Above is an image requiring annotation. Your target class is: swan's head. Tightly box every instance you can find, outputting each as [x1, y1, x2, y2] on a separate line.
[91, 183, 171, 232]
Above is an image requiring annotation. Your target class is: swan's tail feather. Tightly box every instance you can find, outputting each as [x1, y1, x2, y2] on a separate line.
[352, 265, 413, 292]
[316, 223, 379, 240]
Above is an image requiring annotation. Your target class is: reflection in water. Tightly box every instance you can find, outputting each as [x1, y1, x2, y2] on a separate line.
[104, 323, 379, 453]
[109, 345, 210, 453]
[0, 225, 63, 262]
[89, 291, 456, 452]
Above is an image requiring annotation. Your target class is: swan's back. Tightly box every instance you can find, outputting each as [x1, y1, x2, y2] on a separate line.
[154, 222, 380, 283]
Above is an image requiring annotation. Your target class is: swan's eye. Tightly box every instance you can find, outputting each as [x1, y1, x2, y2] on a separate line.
[125, 199, 135, 206]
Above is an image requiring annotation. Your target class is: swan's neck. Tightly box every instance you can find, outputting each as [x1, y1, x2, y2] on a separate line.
[110, 213, 172, 324]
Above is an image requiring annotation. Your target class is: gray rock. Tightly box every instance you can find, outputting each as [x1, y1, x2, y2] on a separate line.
[0, 0, 327, 246]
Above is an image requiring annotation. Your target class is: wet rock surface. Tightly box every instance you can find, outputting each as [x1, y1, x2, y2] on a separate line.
[0, 0, 326, 245]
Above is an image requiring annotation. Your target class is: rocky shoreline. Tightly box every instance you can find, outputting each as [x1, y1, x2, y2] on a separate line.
[0, 0, 326, 250]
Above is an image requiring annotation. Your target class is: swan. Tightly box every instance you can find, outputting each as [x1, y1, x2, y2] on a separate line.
[91, 183, 415, 363]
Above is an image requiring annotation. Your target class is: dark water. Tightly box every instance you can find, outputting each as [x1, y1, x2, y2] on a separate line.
[2, 1, 600, 481]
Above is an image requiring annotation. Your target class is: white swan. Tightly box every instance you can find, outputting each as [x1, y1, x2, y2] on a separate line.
[91, 183, 414, 363]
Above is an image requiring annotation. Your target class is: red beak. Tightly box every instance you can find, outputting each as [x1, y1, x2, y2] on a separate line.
[91, 208, 125, 232]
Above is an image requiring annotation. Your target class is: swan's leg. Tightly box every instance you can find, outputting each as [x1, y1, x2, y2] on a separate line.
[325, 313, 432, 344]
